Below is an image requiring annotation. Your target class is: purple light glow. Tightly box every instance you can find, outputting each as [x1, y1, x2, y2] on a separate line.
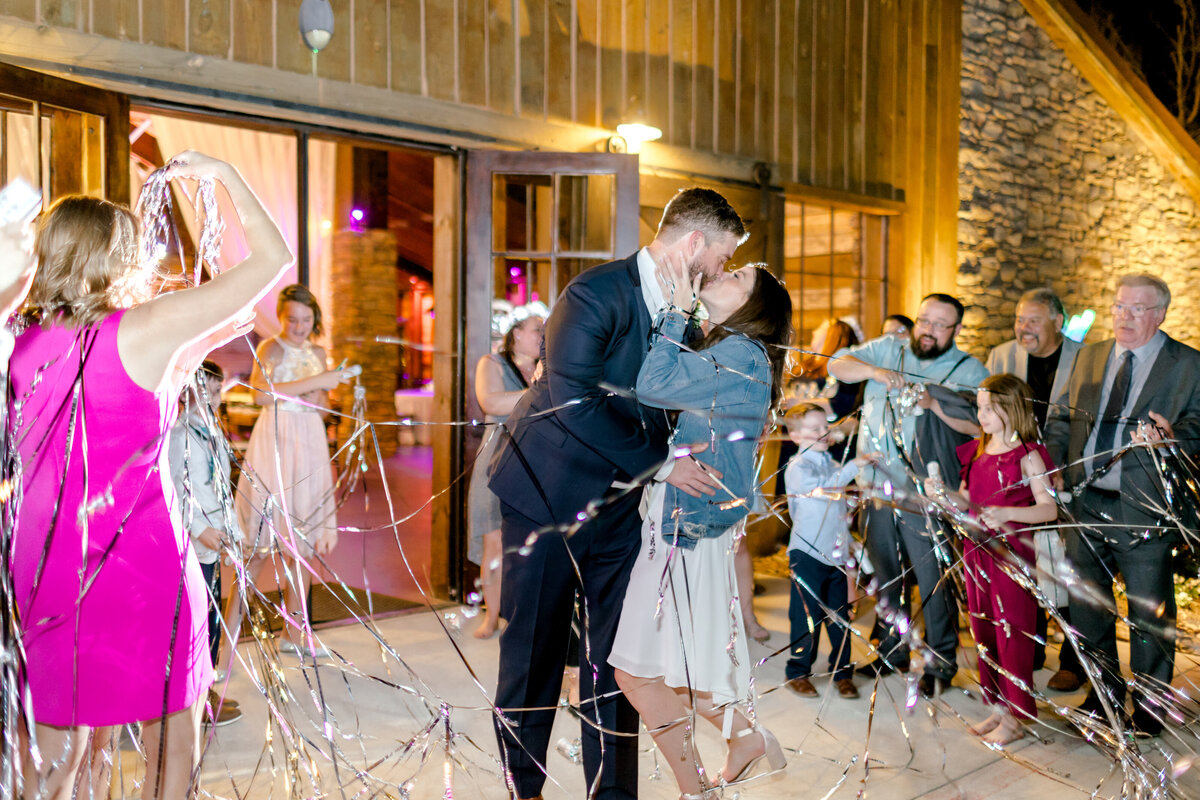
[509, 266, 522, 278]
[350, 208, 365, 222]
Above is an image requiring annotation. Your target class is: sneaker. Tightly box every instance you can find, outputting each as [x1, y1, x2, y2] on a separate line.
[205, 701, 243, 727]
[208, 689, 239, 710]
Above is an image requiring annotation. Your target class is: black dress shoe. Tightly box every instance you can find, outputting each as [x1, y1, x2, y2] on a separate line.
[855, 659, 907, 678]
[1131, 705, 1165, 737]
[918, 673, 950, 698]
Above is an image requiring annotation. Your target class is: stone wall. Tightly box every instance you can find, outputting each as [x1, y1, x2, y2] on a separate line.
[331, 229, 400, 459]
[958, 0, 1200, 360]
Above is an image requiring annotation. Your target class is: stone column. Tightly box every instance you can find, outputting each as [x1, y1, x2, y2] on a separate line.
[331, 228, 399, 459]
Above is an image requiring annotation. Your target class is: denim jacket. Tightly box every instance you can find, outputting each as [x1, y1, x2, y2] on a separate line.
[635, 310, 772, 549]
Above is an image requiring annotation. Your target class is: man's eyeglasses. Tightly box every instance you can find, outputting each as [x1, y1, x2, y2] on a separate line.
[914, 317, 956, 332]
[1110, 303, 1163, 319]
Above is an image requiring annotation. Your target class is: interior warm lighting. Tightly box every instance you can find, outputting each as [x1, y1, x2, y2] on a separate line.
[616, 122, 662, 153]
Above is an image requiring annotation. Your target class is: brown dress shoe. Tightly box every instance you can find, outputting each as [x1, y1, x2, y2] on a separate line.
[785, 677, 818, 697]
[1047, 668, 1083, 692]
[836, 679, 859, 699]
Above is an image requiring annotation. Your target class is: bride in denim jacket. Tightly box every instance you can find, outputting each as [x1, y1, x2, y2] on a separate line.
[609, 254, 793, 800]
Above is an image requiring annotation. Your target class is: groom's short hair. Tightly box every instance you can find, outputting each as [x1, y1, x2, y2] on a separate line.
[656, 188, 747, 246]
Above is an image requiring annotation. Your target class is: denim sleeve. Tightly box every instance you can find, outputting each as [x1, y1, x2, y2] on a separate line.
[636, 311, 764, 410]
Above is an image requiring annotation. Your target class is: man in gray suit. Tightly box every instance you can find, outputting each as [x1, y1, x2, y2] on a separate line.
[986, 288, 1084, 690]
[1045, 273, 1200, 736]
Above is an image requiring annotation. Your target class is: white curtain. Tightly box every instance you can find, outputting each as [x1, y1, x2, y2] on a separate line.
[306, 138, 336, 352]
[146, 114, 299, 337]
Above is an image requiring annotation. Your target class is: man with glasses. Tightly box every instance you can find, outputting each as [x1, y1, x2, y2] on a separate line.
[830, 293, 988, 698]
[986, 288, 1084, 690]
[1045, 273, 1200, 736]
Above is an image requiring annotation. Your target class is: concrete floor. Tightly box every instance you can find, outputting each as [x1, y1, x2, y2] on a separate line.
[101, 574, 1200, 799]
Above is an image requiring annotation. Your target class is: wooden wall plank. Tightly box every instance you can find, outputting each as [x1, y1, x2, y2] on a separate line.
[42, 0, 82, 29]
[811, 0, 831, 187]
[794, 0, 813, 184]
[756, 0, 776, 160]
[546, 0, 573, 122]
[90, 0, 137, 40]
[232, 1, 274, 67]
[693, 0, 715, 151]
[646, 0, 670, 141]
[3, 1, 36, 22]
[487, 0, 516, 113]
[625, 0, 647, 123]
[828, 0, 846, 189]
[460, 0, 487, 106]
[519, 0, 546, 116]
[735, 0, 755, 157]
[575, 0, 599, 126]
[671, 0, 693, 148]
[714, 0, 736, 154]
[143, 0, 187, 51]
[189, 0, 231, 58]
[390, 0, 423, 94]
[425, 0, 457, 101]
[598, 0, 621, 127]
[847, 0, 865, 194]
[275, 0, 309, 75]
[355, 0, 391, 88]
[864, 0, 885, 195]
[314, 0, 351, 82]
[776, 0, 796, 179]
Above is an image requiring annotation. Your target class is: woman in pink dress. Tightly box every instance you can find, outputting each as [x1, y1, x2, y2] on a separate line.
[9, 152, 293, 799]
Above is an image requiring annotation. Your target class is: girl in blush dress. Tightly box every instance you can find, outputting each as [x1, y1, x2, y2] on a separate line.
[609, 255, 793, 799]
[9, 152, 292, 799]
[228, 284, 352, 661]
[926, 373, 1058, 746]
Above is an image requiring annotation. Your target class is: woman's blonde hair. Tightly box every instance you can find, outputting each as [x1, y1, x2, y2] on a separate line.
[25, 195, 143, 326]
[975, 373, 1040, 459]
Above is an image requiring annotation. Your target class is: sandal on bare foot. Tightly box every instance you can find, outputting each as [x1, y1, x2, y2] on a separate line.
[746, 621, 770, 644]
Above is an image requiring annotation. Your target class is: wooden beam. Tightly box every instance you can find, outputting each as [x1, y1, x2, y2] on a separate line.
[781, 181, 906, 215]
[1019, 0, 1200, 205]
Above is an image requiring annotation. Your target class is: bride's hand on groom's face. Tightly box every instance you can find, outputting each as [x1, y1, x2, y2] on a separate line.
[663, 445, 723, 497]
[655, 250, 701, 312]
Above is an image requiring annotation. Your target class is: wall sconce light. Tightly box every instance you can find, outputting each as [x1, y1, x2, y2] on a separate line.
[299, 0, 335, 53]
[615, 121, 662, 154]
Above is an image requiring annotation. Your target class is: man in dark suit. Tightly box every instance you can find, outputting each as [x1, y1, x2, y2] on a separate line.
[488, 188, 746, 799]
[1045, 273, 1200, 735]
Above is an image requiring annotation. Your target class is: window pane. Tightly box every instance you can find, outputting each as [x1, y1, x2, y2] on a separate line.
[493, 173, 553, 252]
[496, 257, 551, 306]
[557, 173, 614, 253]
[830, 210, 859, 277]
[556, 257, 608, 297]
[1, 100, 39, 191]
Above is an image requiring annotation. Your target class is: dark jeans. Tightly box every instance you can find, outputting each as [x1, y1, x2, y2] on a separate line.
[786, 550, 853, 682]
[199, 560, 222, 668]
[1067, 488, 1177, 715]
[864, 506, 959, 680]
[494, 498, 640, 800]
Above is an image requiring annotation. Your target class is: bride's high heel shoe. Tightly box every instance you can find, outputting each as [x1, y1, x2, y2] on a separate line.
[718, 725, 787, 785]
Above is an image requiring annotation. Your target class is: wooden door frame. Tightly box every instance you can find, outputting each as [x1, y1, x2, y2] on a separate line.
[444, 150, 639, 601]
[0, 62, 130, 203]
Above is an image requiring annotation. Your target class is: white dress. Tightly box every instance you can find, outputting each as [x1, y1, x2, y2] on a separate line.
[235, 337, 337, 557]
[608, 484, 751, 707]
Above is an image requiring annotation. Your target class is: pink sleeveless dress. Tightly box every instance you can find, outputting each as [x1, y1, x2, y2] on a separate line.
[9, 310, 212, 726]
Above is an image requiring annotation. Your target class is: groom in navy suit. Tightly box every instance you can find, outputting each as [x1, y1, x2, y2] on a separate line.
[489, 188, 747, 799]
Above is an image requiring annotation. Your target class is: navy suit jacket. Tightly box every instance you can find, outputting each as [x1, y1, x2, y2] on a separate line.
[488, 253, 673, 527]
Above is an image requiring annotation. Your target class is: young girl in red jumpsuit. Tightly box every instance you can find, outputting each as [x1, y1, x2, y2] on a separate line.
[927, 373, 1058, 745]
